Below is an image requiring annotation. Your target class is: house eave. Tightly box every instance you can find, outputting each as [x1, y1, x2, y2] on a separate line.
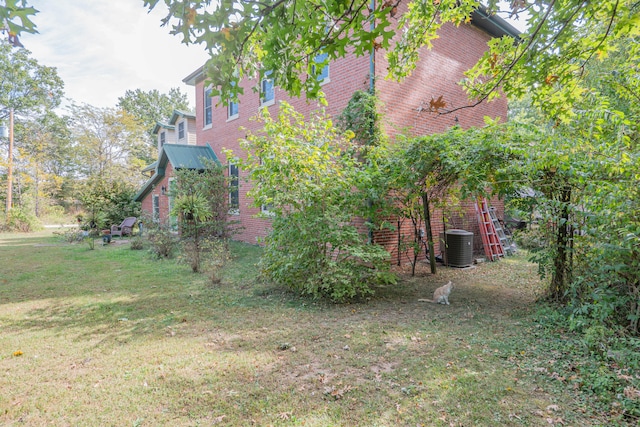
[470, 7, 521, 40]
[134, 172, 164, 202]
[183, 65, 205, 86]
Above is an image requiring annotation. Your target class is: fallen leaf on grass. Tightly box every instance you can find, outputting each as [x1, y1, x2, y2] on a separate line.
[13, 350, 23, 357]
[324, 384, 354, 400]
[212, 415, 226, 424]
[546, 404, 559, 412]
[278, 412, 292, 420]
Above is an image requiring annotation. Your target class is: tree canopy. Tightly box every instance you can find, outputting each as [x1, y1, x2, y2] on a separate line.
[145, 0, 639, 118]
[0, 40, 63, 121]
[117, 88, 190, 145]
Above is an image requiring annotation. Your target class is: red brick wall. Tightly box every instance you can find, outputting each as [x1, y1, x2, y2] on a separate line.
[195, 53, 371, 244]
[368, 10, 509, 262]
[375, 21, 508, 137]
[140, 163, 175, 224]
[188, 15, 508, 252]
[373, 197, 505, 266]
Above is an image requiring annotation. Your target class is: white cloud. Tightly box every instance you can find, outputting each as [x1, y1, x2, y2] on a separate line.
[21, 0, 207, 109]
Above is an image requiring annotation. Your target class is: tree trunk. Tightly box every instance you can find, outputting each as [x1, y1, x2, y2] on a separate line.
[422, 191, 437, 274]
[551, 186, 572, 302]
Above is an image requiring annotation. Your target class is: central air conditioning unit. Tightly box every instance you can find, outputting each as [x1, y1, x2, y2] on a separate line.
[439, 229, 474, 268]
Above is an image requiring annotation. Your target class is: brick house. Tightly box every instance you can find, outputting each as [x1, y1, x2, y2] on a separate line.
[143, 8, 518, 259]
[135, 110, 218, 225]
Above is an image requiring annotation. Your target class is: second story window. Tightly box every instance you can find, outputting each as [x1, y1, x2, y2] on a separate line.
[204, 88, 212, 127]
[260, 71, 274, 106]
[228, 100, 239, 120]
[178, 122, 185, 140]
[160, 131, 166, 147]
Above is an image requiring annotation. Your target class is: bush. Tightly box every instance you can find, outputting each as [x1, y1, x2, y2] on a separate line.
[512, 227, 545, 250]
[146, 222, 179, 258]
[54, 227, 87, 243]
[262, 212, 396, 302]
[130, 236, 145, 250]
[1, 208, 43, 232]
[178, 237, 231, 283]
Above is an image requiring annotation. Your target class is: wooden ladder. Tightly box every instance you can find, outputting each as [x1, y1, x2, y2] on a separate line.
[475, 199, 505, 261]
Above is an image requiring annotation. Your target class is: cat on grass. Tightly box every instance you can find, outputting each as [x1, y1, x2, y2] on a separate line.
[418, 281, 454, 305]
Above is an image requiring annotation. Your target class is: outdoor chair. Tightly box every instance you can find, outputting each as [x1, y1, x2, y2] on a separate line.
[110, 217, 136, 238]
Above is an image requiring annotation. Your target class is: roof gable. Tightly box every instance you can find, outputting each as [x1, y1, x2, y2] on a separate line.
[134, 144, 220, 202]
[169, 109, 196, 125]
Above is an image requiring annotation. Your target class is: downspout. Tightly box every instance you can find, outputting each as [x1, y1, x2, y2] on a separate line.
[367, 0, 376, 244]
[369, 0, 375, 92]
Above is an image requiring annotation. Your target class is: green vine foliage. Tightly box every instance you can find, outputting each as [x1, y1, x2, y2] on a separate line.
[495, 38, 640, 334]
[232, 102, 396, 302]
[337, 90, 383, 149]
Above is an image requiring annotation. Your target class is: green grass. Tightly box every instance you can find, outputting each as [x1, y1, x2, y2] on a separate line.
[0, 229, 637, 426]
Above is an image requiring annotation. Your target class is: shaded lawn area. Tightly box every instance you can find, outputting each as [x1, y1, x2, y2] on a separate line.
[0, 229, 630, 426]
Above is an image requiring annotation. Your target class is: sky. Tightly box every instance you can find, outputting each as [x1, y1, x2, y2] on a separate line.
[20, 0, 208, 110]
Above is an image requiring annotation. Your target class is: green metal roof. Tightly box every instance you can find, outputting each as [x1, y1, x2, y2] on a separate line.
[163, 144, 219, 169]
[141, 160, 158, 173]
[134, 144, 220, 202]
[169, 110, 195, 124]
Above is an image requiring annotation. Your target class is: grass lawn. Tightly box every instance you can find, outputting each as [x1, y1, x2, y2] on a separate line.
[0, 229, 634, 426]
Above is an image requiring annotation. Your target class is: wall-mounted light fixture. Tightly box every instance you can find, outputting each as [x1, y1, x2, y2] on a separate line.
[161, 186, 166, 195]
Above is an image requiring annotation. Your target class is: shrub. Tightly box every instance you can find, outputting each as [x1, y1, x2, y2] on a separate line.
[178, 237, 231, 283]
[130, 236, 145, 250]
[146, 222, 179, 258]
[54, 227, 86, 243]
[262, 211, 396, 302]
[2, 208, 43, 232]
[512, 227, 546, 250]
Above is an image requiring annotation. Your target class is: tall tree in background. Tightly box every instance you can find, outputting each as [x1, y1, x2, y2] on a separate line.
[67, 104, 150, 184]
[0, 40, 64, 218]
[0, 42, 62, 121]
[117, 88, 190, 148]
[16, 112, 74, 217]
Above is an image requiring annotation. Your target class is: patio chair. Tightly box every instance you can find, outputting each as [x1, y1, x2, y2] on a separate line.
[110, 217, 136, 238]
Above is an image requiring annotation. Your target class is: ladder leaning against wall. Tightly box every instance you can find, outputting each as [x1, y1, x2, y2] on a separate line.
[475, 199, 505, 261]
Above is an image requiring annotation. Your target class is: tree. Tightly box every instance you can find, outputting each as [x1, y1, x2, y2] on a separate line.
[233, 102, 395, 302]
[77, 175, 141, 247]
[172, 161, 238, 274]
[500, 36, 640, 332]
[145, 0, 638, 118]
[384, 124, 515, 274]
[67, 103, 151, 183]
[117, 88, 190, 147]
[1, 40, 64, 221]
[15, 111, 74, 217]
[0, 41, 63, 121]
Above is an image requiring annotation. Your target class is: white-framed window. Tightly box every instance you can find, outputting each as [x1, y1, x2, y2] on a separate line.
[204, 87, 213, 127]
[228, 163, 239, 214]
[160, 131, 166, 147]
[228, 100, 239, 120]
[168, 178, 177, 230]
[152, 194, 160, 222]
[312, 52, 330, 84]
[261, 203, 275, 216]
[178, 121, 185, 141]
[260, 71, 275, 106]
